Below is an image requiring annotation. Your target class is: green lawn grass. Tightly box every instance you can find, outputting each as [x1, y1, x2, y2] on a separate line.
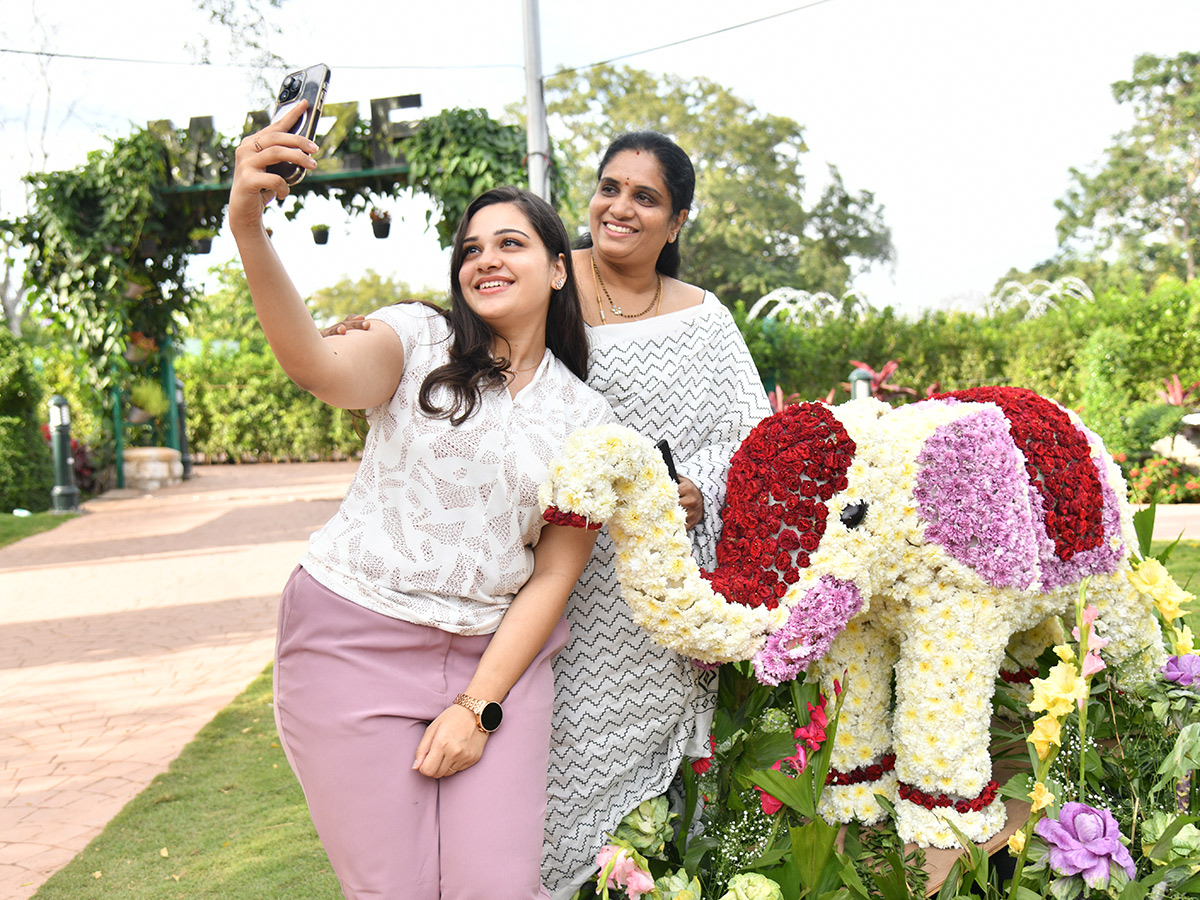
[32, 667, 342, 899]
[0, 511, 76, 549]
[1155, 539, 1200, 591]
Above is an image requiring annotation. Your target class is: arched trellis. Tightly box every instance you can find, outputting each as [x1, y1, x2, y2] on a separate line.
[16, 98, 530, 485]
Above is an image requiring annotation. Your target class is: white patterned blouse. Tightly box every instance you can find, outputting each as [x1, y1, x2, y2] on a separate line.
[300, 302, 615, 636]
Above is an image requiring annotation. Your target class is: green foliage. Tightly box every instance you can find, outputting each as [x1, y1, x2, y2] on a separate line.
[403, 107, 529, 248]
[177, 265, 363, 462]
[1056, 51, 1200, 284]
[19, 127, 226, 392]
[1128, 458, 1200, 505]
[129, 378, 170, 418]
[738, 276, 1200, 478]
[0, 328, 54, 512]
[543, 64, 893, 306]
[306, 268, 446, 327]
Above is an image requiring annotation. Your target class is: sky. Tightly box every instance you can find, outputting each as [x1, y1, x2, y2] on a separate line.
[3, 0, 1200, 316]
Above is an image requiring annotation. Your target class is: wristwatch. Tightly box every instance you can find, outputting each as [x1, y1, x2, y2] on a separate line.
[454, 693, 503, 733]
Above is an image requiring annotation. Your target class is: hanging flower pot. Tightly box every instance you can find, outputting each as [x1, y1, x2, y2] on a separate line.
[369, 208, 391, 239]
[312, 225, 330, 245]
[189, 228, 216, 254]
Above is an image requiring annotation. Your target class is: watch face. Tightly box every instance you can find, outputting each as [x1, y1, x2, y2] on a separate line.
[480, 701, 503, 732]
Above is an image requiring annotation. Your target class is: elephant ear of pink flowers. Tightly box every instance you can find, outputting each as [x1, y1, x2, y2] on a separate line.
[1034, 802, 1136, 888]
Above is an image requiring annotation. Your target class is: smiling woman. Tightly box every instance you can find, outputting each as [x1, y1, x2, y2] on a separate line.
[228, 103, 615, 900]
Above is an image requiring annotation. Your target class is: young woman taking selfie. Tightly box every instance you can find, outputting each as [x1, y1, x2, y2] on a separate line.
[229, 101, 613, 900]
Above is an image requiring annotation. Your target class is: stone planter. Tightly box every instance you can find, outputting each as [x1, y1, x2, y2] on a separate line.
[122, 447, 183, 492]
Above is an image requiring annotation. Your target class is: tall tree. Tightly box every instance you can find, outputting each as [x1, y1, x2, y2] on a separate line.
[1056, 51, 1200, 282]
[542, 64, 892, 305]
[307, 270, 446, 326]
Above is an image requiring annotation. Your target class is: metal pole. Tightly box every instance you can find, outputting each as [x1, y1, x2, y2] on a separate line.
[522, 0, 551, 200]
[48, 395, 80, 512]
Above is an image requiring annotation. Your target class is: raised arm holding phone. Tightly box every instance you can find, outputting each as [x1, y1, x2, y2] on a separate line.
[230, 74, 614, 899]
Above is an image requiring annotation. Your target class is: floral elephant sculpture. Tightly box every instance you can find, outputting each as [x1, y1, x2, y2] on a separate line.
[540, 386, 1167, 848]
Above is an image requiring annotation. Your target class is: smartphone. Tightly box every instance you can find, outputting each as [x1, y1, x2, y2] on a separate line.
[266, 63, 331, 185]
[655, 439, 680, 483]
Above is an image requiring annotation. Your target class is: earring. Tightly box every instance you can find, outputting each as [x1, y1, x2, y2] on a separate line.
[554, 278, 565, 290]
[668, 232, 677, 243]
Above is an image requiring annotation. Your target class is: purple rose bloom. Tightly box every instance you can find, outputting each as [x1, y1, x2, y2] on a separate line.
[1035, 802, 1136, 888]
[1162, 654, 1200, 686]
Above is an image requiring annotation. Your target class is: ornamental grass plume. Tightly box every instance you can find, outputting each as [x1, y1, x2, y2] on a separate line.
[1034, 802, 1136, 889]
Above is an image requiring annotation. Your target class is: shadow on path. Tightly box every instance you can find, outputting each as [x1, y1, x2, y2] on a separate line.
[0, 594, 280, 670]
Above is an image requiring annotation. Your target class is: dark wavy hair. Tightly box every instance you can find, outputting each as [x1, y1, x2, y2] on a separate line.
[578, 131, 696, 278]
[418, 186, 589, 425]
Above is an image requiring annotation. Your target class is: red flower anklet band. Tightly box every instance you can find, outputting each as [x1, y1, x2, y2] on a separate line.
[898, 779, 1000, 814]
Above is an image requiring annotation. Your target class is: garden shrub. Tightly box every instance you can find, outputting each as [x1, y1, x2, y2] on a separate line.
[176, 345, 362, 463]
[0, 329, 54, 511]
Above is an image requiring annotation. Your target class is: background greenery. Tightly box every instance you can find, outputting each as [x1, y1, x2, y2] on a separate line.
[3, 51, 1200, 505]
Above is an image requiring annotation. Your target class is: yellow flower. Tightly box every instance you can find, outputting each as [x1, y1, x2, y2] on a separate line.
[1053, 644, 1075, 663]
[1007, 829, 1026, 856]
[1030, 781, 1054, 813]
[1029, 661, 1087, 718]
[1129, 558, 1172, 595]
[1172, 623, 1196, 657]
[1154, 583, 1189, 623]
[1028, 714, 1062, 761]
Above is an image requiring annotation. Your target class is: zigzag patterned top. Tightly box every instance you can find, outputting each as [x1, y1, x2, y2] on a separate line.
[543, 292, 771, 897]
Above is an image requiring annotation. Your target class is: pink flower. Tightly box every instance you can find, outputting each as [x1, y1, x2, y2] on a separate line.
[594, 845, 654, 899]
[1080, 650, 1106, 678]
[756, 760, 785, 814]
[782, 744, 809, 774]
[1072, 606, 1110, 652]
[624, 866, 655, 900]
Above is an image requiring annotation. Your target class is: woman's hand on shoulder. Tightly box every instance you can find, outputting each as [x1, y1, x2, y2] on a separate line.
[319, 314, 371, 338]
[412, 703, 487, 779]
[228, 101, 318, 235]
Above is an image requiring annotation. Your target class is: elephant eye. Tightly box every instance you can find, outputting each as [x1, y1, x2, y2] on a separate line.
[840, 501, 868, 529]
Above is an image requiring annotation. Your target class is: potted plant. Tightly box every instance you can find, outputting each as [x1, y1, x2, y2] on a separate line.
[311, 223, 330, 245]
[128, 378, 170, 425]
[123, 331, 158, 363]
[369, 207, 391, 239]
[188, 226, 217, 254]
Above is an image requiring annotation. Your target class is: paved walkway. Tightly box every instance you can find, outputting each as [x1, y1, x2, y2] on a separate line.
[0, 461, 358, 900]
[0, 464, 1197, 900]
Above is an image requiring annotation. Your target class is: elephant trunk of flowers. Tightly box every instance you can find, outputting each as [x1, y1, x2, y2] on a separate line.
[539, 424, 776, 663]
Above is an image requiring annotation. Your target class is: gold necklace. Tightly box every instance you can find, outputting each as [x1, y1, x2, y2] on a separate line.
[591, 253, 661, 320]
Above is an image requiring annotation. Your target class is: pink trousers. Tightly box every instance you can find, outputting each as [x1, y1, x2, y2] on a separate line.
[273, 567, 567, 900]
